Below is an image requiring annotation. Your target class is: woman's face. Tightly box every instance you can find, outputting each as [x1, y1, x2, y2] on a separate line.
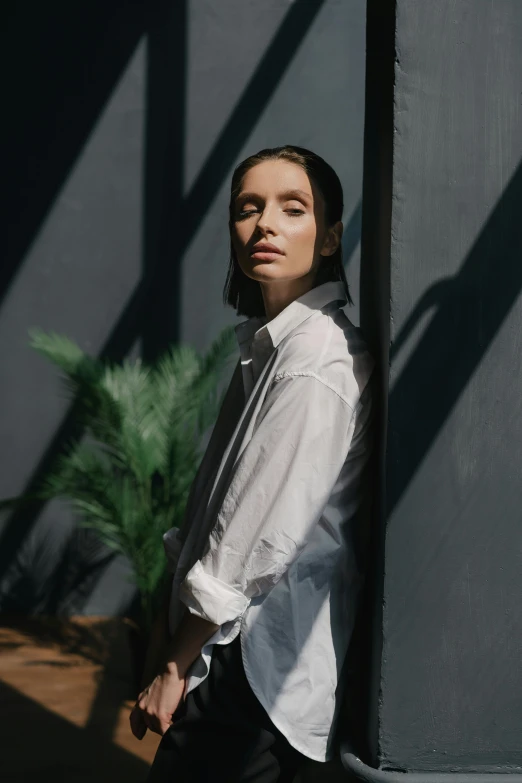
[230, 160, 341, 287]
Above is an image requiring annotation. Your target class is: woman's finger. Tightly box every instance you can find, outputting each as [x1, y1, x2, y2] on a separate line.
[134, 673, 186, 736]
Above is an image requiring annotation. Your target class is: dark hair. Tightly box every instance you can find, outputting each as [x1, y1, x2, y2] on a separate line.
[222, 144, 353, 317]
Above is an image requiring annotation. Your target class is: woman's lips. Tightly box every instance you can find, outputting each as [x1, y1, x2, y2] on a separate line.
[250, 251, 283, 261]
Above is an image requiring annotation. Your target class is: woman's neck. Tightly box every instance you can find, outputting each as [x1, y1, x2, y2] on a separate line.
[260, 274, 317, 321]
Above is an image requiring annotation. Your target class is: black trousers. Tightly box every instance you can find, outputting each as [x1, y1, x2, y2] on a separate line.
[145, 632, 307, 783]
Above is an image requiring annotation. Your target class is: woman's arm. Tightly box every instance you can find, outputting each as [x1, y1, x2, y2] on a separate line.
[179, 372, 369, 626]
[130, 591, 220, 739]
[130, 372, 371, 739]
[161, 610, 220, 679]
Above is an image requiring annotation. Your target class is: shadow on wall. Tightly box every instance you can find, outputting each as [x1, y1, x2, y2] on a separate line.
[0, 0, 339, 615]
[387, 157, 522, 514]
[0, 0, 348, 759]
[0, 0, 148, 613]
[341, 2, 522, 757]
[345, 157, 522, 768]
[1, 1, 146, 316]
[5, 0, 522, 774]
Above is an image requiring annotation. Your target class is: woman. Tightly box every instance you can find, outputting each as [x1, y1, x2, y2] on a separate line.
[130, 145, 375, 782]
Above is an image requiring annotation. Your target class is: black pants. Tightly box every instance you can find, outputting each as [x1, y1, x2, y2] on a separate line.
[145, 632, 307, 782]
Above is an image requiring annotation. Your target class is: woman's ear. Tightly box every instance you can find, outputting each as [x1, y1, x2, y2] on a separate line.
[321, 220, 343, 256]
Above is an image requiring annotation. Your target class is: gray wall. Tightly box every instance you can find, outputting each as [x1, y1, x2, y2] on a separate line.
[377, 0, 522, 772]
[0, 0, 366, 618]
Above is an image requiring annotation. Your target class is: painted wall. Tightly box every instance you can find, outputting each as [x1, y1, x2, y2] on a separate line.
[0, 0, 366, 619]
[378, 0, 522, 772]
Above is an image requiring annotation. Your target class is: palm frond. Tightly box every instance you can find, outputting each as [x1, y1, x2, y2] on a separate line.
[100, 361, 160, 481]
[4, 324, 239, 631]
[170, 325, 237, 439]
[29, 328, 101, 383]
[29, 329, 128, 462]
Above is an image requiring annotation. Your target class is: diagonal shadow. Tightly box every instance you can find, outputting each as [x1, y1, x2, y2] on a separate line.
[388, 279, 453, 363]
[1, 2, 361, 754]
[140, 0, 188, 360]
[0, 0, 325, 584]
[340, 159, 522, 775]
[1, 526, 116, 617]
[342, 158, 522, 768]
[341, 0, 522, 765]
[387, 158, 522, 515]
[85, 0, 330, 746]
[0, 679, 151, 782]
[0, 1, 146, 312]
[102, 0, 327, 362]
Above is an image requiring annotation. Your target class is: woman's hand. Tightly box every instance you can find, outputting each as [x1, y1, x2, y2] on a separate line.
[129, 668, 186, 739]
[129, 609, 220, 741]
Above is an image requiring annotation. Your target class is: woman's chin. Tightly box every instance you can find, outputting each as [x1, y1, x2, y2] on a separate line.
[246, 263, 287, 282]
[251, 272, 283, 283]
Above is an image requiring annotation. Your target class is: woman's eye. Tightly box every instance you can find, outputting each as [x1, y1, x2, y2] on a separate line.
[237, 207, 304, 219]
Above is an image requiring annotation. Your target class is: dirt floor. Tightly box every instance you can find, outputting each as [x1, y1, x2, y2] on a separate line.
[0, 616, 158, 783]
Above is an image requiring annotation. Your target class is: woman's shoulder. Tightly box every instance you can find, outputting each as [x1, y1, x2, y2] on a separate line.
[275, 307, 375, 410]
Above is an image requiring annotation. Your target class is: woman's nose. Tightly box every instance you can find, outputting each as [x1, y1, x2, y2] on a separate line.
[257, 209, 277, 234]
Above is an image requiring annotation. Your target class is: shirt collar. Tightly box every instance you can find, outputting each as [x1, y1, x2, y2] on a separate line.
[234, 280, 348, 349]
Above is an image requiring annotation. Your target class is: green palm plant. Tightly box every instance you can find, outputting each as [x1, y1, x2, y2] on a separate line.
[1, 326, 238, 632]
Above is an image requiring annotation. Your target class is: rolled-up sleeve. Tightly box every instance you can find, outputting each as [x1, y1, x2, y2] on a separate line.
[178, 371, 360, 625]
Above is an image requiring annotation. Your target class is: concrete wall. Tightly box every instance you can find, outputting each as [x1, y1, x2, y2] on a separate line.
[0, 0, 366, 618]
[377, 0, 522, 772]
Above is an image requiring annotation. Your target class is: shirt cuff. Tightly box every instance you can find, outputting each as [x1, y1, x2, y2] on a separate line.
[179, 559, 250, 625]
[162, 527, 184, 574]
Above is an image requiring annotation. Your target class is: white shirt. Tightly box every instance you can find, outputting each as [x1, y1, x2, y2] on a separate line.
[162, 280, 375, 762]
